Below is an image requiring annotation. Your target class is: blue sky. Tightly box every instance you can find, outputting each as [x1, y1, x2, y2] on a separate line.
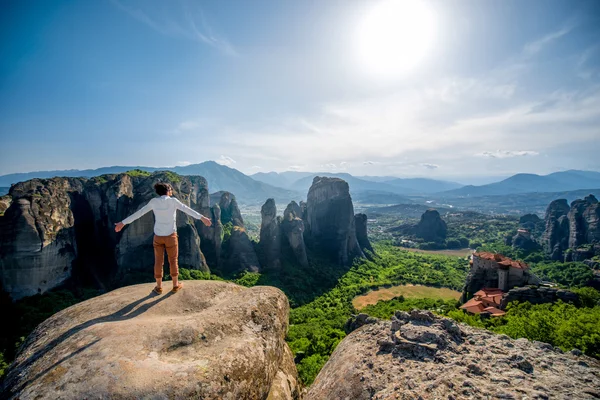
[1, 0, 599, 181]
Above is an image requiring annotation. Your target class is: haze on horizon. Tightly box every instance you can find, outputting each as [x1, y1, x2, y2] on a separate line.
[1, 0, 599, 181]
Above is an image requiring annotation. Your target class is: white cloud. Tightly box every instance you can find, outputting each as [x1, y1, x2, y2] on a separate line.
[216, 155, 236, 166]
[323, 163, 337, 169]
[477, 150, 539, 159]
[523, 24, 574, 56]
[250, 165, 262, 170]
[288, 165, 303, 171]
[178, 121, 200, 131]
[363, 161, 379, 165]
[340, 161, 348, 166]
[177, 160, 192, 166]
[421, 163, 439, 169]
[111, 0, 237, 56]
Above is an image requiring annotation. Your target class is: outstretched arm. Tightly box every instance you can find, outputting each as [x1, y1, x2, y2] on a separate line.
[115, 200, 154, 232]
[175, 198, 212, 226]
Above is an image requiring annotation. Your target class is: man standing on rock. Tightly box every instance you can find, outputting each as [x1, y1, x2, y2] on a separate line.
[114, 182, 212, 294]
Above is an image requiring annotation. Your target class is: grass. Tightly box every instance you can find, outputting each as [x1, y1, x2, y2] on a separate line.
[352, 284, 462, 310]
[126, 169, 151, 178]
[401, 247, 473, 257]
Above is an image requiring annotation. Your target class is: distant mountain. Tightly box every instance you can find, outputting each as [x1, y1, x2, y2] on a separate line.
[355, 175, 399, 183]
[366, 203, 454, 219]
[250, 171, 314, 188]
[383, 178, 464, 193]
[441, 170, 600, 197]
[0, 162, 299, 205]
[288, 173, 412, 195]
[351, 190, 412, 205]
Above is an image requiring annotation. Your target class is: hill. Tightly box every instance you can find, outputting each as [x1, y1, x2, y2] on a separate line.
[442, 170, 600, 197]
[383, 177, 463, 193]
[0, 162, 299, 205]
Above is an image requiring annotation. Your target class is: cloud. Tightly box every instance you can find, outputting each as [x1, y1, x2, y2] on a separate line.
[477, 150, 540, 159]
[250, 165, 262, 170]
[523, 23, 574, 56]
[178, 121, 200, 131]
[288, 165, 303, 171]
[363, 161, 379, 165]
[323, 163, 337, 169]
[421, 163, 439, 169]
[111, 0, 237, 55]
[215, 155, 236, 166]
[339, 161, 348, 166]
[177, 161, 192, 166]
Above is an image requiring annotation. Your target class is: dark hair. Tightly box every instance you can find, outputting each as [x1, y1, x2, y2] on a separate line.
[154, 182, 172, 196]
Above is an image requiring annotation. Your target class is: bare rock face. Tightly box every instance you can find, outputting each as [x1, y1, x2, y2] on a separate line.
[223, 226, 261, 274]
[260, 199, 281, 270]
[0, 195, 11, 215]
[1, 281, 299, 400]
[0, 173, 212, 300]
[542, 199, 571, 260]
[0, 178, 84, 299]
[355, 213, 373, 254]
[306, 310, 600, 400]
[281, 201, 308, 268]
[543, 195, 600, 261]
[217, 191, 244, 227]
[512, 230, 541, 252]
[305, 177, 364, 265]
[500, 286, 579, 308]
[415, 209, 447, 242]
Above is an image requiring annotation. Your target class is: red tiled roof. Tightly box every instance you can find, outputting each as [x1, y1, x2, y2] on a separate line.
[474, 288, 503, 297]
[473, 252, 528, 270]
[483, 306, 506, 317]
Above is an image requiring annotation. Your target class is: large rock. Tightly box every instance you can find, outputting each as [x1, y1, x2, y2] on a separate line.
[0, 173, 212, 300]
[223, 226, 261, 274]
[305, 177, 364, 265]
[512, 230, 540, 252]
[260, 199, 281, 270]
[280, 201, 308, 268]
[1, 281, 299, 400]
[306, 310, 600, 400]
[216, 191, 244, 227]
[500, 286, 579, 308]
[354, 213, 373, 254]
[415, 209, 447, 242]
[542, 199, 571, 260]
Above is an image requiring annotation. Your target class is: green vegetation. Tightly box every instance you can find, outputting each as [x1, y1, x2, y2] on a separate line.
[162, 171, 182, 183]
[360, 296, 459, 319]
[125, 169, 151, 178]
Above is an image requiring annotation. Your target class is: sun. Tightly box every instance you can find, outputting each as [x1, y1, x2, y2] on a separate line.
[356, 0, 437, 78]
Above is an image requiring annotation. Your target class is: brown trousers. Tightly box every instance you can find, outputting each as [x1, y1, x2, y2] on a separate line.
[153, 233, 178, 279]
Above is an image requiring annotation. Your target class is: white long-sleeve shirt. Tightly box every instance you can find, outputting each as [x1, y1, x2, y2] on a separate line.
[121, 195, 205, 236]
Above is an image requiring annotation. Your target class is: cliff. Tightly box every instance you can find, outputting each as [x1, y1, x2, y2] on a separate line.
[306, 310, 600, 399]
[0, 173, 254, 300]
[0, 281, 299, 400]
[542, 195, 600, 261]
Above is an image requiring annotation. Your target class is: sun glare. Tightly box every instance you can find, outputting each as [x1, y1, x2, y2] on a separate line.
[356, 0, 436, 78]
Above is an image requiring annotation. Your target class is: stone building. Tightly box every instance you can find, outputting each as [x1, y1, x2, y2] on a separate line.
[469, 252, 540, 292]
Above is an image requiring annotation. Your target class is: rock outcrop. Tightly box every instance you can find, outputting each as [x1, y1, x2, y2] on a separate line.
[0, 195, 11, 215]
[500, 286, 579, 308]
[542, 195, 600, 261]
[260, 199, 281, 270]
[354, 213, 373, 254]
[280, 201, 308, 268]
[223, 226, 261, 274]
[0, 173, 217, 300]
[1, 281, 299, 400]
[306, 310, 600, 400]
[542, 199, 572, 260]
[415, 209, 447, 242]
[512, 230, 540, 252]
[216, 191, 244, 227]
[305, 177, 364, 265]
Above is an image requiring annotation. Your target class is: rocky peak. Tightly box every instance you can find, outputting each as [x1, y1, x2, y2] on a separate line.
[216, 191, 244, 227]
[280, 201, 309, 268]
[305, 176, 364, 265]
[260, 199, 281, 270]
[415, 209, 447, 242]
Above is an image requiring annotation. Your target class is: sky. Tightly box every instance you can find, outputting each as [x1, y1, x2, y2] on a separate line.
[1, 0, 599, 182]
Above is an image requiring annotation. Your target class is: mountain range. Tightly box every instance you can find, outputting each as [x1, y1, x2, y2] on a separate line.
[1, 163, 599, 208]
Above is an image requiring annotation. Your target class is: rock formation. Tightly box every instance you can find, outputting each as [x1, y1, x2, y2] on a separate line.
[542, 195, 600, 261]
[306, 310, 600, 400]
[354, 213, 373, 254]
[223, 225, 261, 274]
[280, 201, 308, 268]
[305, 177, 364, 265]
[216, 191, 244, 227]
[415, 209, 447, 242]
[0, 195, 11, 215]
[542, 199, 572, 260]
[0, 172, 221, 300]
[512, 229, 540, 252]
[500, 286, 579, 308]
[260, 199, 281, 270]
[0, 281, 299, 400]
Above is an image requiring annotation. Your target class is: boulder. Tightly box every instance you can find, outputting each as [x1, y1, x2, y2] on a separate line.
[415, 209, 447, 242]
[305, 177, 364, 265]
[306, 311, 600, 400]
[260, 199, 281, 270]
[1, 281, 299, 400]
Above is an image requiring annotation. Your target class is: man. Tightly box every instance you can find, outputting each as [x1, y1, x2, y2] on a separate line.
[114, 182, 212, 294]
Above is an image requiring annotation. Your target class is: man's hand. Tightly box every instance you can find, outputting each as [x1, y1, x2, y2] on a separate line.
[201, 216, 212, 227]
[114, 222, 125, 232]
